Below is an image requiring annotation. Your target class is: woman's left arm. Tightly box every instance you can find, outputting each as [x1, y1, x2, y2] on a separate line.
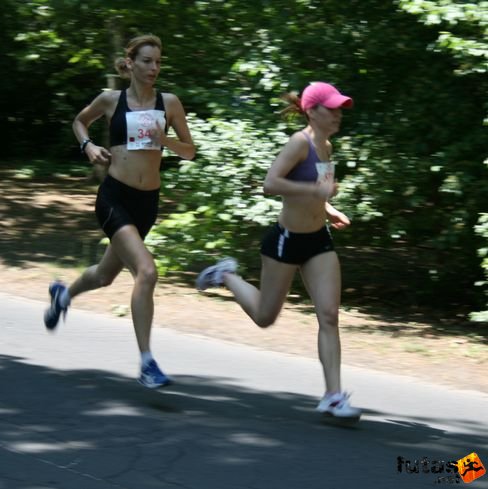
[157, 93, 196, 160]
[325, 201, 351, 230]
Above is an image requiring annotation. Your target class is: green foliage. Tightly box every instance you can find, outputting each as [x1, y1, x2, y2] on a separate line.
[146, 115, 287, 274]
[2, 0, 487, 315]
[398, 0, 488, 75]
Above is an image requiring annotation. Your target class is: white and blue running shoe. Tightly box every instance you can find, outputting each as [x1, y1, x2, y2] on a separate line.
[195, 257, 238, 291]
[138, 360, 172, 389]
[44, 281, 70, 331]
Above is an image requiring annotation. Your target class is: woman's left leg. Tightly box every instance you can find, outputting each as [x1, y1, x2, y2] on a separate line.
[109, 224, 171, 388]
[299, 251, 342, 394]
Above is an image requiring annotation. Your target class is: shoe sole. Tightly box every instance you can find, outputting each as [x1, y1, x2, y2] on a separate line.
[44, 310, 58, 330]
[44, 284, 67, 330]
[195, 269, 216, 291]
[320, 412, 361, 426]
[44, 299, 61, 330]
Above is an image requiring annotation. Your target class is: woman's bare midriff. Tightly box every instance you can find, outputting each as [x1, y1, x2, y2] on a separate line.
[108, 145, 162, 190]
[279, 195, 328, 233]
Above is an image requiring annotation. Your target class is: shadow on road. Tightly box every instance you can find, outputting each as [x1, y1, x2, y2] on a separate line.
[1, 354, 486, 489]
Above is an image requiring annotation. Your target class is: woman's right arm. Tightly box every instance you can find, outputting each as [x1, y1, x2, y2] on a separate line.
[72, 92, 113, 166]
[263, 133, 336, 201]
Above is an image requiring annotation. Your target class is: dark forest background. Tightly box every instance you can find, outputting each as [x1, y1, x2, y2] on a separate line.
[1, 0, 486, 322]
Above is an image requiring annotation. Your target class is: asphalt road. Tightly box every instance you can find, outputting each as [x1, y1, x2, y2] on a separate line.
[0, 292, 487, 489]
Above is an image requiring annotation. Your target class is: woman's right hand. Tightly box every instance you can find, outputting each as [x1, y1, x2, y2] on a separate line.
[85, 143, 112, 166]
[314, 179, 337, 201]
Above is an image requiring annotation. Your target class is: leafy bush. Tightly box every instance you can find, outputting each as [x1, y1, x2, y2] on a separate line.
[146, 115, 288, 275]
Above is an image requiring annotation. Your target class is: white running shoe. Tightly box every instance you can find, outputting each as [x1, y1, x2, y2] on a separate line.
[195, 258, 238, 291]
[316, 392, 361, 418]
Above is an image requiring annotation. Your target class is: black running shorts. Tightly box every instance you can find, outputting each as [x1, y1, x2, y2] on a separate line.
[260, 223, 334, 265]
[95, 175, 159, 240]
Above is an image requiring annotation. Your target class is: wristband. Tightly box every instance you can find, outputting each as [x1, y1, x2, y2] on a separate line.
[80, 138, 93, 154]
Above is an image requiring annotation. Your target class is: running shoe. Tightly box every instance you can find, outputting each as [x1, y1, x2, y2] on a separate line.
[44, 281, 70, 330]
[316, 392, 361, 418]
[138, 360, 172, 389]
[195, 257, 238, 291]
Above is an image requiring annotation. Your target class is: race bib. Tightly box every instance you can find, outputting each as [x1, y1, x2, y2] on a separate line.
[126, 110, 166, 150]
[316, 161, 335, 182]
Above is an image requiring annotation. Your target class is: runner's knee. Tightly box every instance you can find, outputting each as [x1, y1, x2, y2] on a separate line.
[136, 264, 158, 287]
[317, 307, 339, 330]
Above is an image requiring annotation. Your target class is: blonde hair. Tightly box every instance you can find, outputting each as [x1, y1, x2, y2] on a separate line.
[279, 91, 306, 120]
[114, 34, 162, 80]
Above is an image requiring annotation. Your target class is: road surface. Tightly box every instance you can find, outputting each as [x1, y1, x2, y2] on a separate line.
[0, 293, 487, 488]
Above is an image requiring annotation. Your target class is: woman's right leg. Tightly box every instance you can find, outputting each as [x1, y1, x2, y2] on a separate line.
[44, 244, 124, 330]
[68, 244, 124, 299]
[223, 256, 297, 328]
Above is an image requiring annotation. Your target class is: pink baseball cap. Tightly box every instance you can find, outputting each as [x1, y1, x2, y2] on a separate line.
[300, 82, 353, 111]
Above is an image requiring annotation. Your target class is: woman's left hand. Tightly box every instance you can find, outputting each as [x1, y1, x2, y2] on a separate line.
[326, 204, 351, 230]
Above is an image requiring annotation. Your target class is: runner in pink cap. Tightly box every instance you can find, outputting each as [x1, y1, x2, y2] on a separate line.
[300, 82, 353, 111]
[196, 80, 361, 422]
